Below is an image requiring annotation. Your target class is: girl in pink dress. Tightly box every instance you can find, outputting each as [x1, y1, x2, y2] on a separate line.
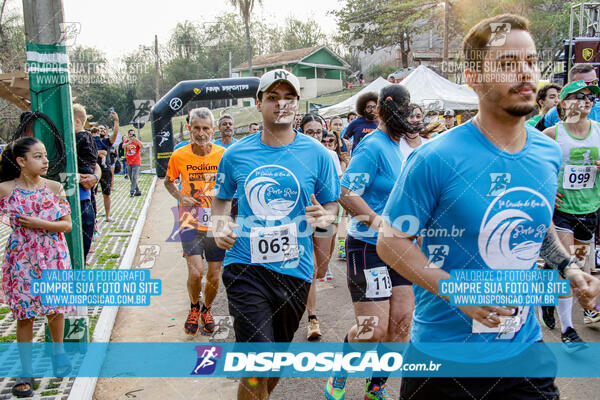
[0, 137, 74, 397]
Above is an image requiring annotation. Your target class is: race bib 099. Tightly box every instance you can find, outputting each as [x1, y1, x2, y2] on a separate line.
[563, 165, 596, 190]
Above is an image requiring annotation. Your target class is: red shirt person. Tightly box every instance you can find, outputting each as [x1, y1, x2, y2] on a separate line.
[123, 129, 143, 196]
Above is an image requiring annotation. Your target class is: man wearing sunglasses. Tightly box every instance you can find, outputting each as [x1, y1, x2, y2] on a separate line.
[539, 80, 600, 350]
[543, 64, 600, 128]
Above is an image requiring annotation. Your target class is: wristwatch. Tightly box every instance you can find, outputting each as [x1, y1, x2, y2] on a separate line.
[558, 256, 580, 279]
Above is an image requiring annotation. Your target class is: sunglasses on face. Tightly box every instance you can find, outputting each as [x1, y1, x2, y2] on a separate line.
[585, 79, 598, 86]
[322, 139, 335, 144]
[567, 93, 596, 102]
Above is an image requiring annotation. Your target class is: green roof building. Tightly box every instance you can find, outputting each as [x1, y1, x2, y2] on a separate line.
[232, 45, 350, 98]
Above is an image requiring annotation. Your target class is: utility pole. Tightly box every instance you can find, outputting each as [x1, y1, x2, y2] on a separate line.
[23, 0, 84, 268]
[23, 0, 88, 339]
[228, 50, 232, 113]
[154, 34, 160, 102]
[443, 0, 450, 79]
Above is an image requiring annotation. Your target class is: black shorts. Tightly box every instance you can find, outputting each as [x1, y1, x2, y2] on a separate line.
[221, 263, 310, 342]
[180, 229, 225, 261]
[400, 342, 559, 400]
[346, 235, 410, 303]
[99, 166, 113, 195]
[553, 209, 598, 242]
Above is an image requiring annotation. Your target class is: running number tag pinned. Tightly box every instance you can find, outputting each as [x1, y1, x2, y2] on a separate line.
[196, 207, 212, 229]
[472, 306, 529, 339]
[250, 223, 299, 264]
[364, 266, 392, 298]
[563, 165, 596, 189]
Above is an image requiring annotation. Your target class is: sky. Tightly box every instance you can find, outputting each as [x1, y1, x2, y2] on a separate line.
[54, 0, 343, 60]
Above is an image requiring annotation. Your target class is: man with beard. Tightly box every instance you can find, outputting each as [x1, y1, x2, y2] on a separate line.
[343, 92, 378, 151]
[213, 115, 237, 148]
[377, 14, 600, 399]
[212, 69, 340, 399]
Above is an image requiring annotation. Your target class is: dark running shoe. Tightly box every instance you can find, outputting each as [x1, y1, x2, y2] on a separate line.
[201, 307, 215, 333]
[184, 307, 200, 335]
[561, 327, 588, 353]
[539, 306, 556, 330]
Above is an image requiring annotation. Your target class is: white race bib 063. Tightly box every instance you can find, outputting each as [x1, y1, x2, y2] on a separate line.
[563, 165, 596, 189]
[364, 266, 392, 298]
[250, 223, 299, 264]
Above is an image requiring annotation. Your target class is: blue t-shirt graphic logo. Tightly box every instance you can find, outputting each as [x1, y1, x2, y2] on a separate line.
[478, 187, 552, 270]
[487, 172, 511, 196]
[244, 165, 300, 220]
[346, 172, 370, 195]
[427, 245, 449, 268]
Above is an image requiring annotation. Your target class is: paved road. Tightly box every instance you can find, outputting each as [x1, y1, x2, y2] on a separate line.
[94, 181, 600, 400]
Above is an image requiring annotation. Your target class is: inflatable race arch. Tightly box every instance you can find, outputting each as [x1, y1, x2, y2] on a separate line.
[151, 77, 260, 177]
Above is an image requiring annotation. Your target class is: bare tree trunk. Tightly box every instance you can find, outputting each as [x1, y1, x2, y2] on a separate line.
[244, 16, 252, 75]
[400, 36, 409, 68]
[0, 0, 7, 25]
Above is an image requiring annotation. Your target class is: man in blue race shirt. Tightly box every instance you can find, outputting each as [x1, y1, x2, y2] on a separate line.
[342, 92, 378, 151]
[212, 69, 340, 399]
[541, 64, 600, 129]
[377, 14, 600, 399]
[212, 115, 237, 148]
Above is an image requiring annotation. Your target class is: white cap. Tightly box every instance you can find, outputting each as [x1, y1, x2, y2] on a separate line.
[257, 69, 301, 99]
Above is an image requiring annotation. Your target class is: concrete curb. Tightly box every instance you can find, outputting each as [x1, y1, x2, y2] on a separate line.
[68, 175, 158, 400]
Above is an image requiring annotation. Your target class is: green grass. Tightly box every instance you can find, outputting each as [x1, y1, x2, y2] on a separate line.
[120, 87, 362, 142]
[88, 316, 99, 341]
[0, 306, 10, 315]
[40, 390, 59, 396]
[0, 334, 16, 342]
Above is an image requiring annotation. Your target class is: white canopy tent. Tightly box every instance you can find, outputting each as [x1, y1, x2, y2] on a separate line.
[318, 77, 391, 118]
[401, 65, 478, 111]
[318, 65, 478, 118]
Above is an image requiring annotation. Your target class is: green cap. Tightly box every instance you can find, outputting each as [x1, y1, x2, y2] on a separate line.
[559, 80, 600, 100]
